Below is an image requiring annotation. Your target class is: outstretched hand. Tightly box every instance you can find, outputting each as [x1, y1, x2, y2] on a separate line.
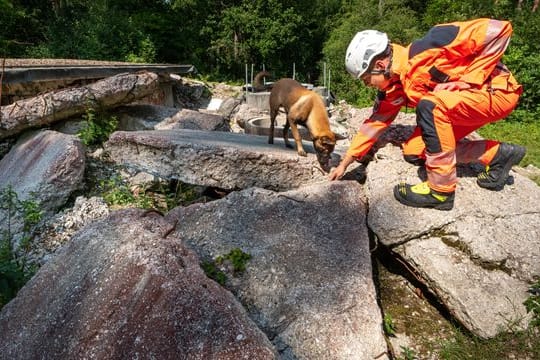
[434, 81, 471, 92]
[328, 166, 345, 181]
[328, 154, 356, 181]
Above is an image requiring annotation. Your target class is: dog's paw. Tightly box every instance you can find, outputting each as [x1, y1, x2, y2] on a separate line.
[298, 150, 307, 157]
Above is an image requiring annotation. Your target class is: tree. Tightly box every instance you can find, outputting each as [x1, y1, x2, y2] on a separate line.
[323, 0, 421, 105]
[0, 0, 50, 57]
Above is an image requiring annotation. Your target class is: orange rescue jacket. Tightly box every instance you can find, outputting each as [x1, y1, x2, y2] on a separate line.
[346, 18, 521, 160]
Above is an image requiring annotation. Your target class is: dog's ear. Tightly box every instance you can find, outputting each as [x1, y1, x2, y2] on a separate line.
[321, 135, 335, 146]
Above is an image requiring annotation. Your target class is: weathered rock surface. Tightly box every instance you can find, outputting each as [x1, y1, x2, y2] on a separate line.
[166, 181, 389, 359]
[116, 104, 180, 131]
[155, 108, 230, 131]
[0, 130, 85, 246]
[1, 67, 538, 358]
[104, 129, 337, 191]
[0, 71, 160, 139]
[0, 208, 277, 360]
[366, 144, 540, 338]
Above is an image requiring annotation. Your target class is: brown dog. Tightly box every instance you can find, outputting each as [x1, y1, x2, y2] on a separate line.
[268, 78, 336, 168]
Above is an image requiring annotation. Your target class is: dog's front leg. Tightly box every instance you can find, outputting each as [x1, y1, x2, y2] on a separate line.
[287, 118, 307, 157]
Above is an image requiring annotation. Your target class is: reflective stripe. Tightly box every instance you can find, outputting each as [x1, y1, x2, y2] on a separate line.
[483, 19, 510, 56]
[426, 150, 457, 192]
[358, 121, 387, 139]
[485, 19, 504, 43]
[426, 149, 455, 165]
[455, 140, 487, 164]
[483, 36, 510, 57]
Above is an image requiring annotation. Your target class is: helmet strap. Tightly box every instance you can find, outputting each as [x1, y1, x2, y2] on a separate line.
[383, 45, 393, 79]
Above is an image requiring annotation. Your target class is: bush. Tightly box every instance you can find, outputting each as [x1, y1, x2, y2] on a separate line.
[77, 108, 118, 146]
[0, 186, 42, 309]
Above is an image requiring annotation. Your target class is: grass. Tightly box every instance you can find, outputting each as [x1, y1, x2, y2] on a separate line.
[377, 254, 540, 360]
[436, 326, 540, 360]
[477, 119, 540, 169]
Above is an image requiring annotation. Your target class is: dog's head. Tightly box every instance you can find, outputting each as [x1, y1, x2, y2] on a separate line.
[313, 134, 336, 169]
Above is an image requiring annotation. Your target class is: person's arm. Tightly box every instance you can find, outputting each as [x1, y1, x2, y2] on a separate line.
[328, 153, 356, 180]
[329, 86, 404, 181]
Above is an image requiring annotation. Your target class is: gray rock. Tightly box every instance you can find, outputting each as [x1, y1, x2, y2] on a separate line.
[116, 104, 179, 131]
[0, 72, 160, 139]
[166, 181, 389, 359]
[0, 208, 277, 359]
[0, 130, 85, 247]
[218, 96, 243, 117]
[104, 129, 337, 191]
[366, 144, 540, 338]
[30, 196, 110, 265]
[155, 108, 230, 132]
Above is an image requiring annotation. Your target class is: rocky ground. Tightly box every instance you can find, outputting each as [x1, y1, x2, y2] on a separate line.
[4, 73, 539, 359]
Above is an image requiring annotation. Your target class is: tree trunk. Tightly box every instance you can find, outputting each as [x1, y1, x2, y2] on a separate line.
[0, 71, 160, 139]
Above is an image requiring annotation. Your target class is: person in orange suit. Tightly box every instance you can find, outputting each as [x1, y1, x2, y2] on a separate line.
[329, 18, 526, 210]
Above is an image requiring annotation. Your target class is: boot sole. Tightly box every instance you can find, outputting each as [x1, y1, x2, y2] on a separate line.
[477, 145, 526, 190]
[393, 186, 454, 211]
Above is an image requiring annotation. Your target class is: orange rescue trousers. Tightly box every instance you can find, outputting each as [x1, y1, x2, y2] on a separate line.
[401, 86, 521, 193]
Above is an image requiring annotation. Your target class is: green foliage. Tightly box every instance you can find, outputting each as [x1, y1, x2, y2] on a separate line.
[24, 0, 163, 61]
[437, 325, 540, 360]
[124, 36, 157, 63]
[504, 11, 540, 115]
[215, 248, 252, 274]
[162, 180, 200, 211]
[322, 0, 421, 106]
[477, 118, 540, 176]
[200, 260, 227, 285]
[0, 0, 50, 57]
[422, 0, 495, 26]
[99, 176, 152, 209]
[77, 108, 118, 146]
[383, 312, 397, 336]
[204, 0, 309, 79]
[98, 176, 200, 212]
[399, 346, 417, 360]
[0, 186, 42, 309]
[524, 280, 540, 328]
[201, 248, 251, 285]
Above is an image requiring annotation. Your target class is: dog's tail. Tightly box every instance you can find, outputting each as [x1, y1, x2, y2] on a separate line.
[252, 71, 272, 92]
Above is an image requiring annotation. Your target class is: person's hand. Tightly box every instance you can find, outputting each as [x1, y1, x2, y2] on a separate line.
[328, 165, 346, 181]
[434, 81, 471, 92]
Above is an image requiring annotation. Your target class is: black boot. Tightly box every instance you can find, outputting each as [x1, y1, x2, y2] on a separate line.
[394, 182, 454, 211]
[477, 143, 526, 190]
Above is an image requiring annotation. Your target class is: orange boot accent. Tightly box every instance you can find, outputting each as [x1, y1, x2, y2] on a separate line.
[479, 141, 500, 166]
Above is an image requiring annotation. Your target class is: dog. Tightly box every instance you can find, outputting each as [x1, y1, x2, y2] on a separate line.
[252, 71, 272, 92]
[268, 78, 336, 168]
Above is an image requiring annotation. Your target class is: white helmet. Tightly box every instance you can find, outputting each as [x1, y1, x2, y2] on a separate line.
[345, 30, 389, 78]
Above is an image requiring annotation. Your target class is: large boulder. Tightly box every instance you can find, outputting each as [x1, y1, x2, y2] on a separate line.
[166, 181, 389, 359]
[0, 208, 277, 359]
[104, 129, 339, 191]
[0, 130, 85, 247]
[366, 143, 540, 338]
